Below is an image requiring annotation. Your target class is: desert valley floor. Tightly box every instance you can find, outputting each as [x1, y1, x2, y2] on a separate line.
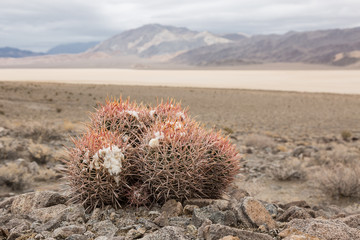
[0, 77, 360, 211]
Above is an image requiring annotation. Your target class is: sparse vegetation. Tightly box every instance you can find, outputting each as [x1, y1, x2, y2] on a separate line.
[316, 164, 360, 198]
[268, 158, 306, 181]
[245, 134, 275, 149]
[341, 130, 352, 141]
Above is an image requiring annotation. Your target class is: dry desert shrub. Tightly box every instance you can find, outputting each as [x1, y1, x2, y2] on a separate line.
[17, 124, 62, 143]
[0, 162, 32, 191]
[316, 163, 360, 198]
[268, 158, 306, 181]
[244, 134, 275, 149]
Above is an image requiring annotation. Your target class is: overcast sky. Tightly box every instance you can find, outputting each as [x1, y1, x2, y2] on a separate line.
[1, 0, 360, 52]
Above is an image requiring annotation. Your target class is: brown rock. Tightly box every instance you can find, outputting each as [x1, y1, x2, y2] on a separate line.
[201, 224, 273, 240]
[11, 191, 66, 215]
[277, 206, 313, 222]
[161, 199, 183, 217]
[240, 197, 277, 229]
[183, 205, 199, 215]
[287, 218, 360, 240]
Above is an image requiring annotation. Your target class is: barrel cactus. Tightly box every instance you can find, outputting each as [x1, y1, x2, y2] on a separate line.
[65, 98, 240, 210]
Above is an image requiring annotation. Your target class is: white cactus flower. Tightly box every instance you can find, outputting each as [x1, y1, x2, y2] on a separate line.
[149, 138, 160, 148]
[125, 110, 139, 120]
[91, 146, 124, 175]
[154, 131, 164, 139]
[149, 110, 156, 119]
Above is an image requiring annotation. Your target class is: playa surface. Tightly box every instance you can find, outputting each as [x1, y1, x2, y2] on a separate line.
[1, 69, 360, 94]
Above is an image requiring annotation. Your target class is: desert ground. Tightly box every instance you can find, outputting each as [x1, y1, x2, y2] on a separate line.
[0, 75, 360, 239]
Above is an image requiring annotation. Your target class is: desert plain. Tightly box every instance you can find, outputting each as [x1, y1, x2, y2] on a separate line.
[0, 69, 360, 239]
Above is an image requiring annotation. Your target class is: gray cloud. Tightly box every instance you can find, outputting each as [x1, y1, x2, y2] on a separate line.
[1, 0, 360, 51]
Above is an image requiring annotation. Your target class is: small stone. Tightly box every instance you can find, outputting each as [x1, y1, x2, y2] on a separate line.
[53, 225, 86, 238]
[184, 199, 229, 209]
[186, 224, 197, 236]
[161, 199, 183, 217]
[153, 212, 169, 227]
[201, 224, 273, 240]
[183, 205, 199, 215]
[219, 236, 240, 240]
[265, 203, 278, 217]
[139, 226, 190, 240]
[65, 234, 88, 240]
[92, 220, 118, 238]
[126, 227, 146, 239]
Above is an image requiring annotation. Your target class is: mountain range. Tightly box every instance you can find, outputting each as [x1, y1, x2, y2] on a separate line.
[1, 24, 360, 68]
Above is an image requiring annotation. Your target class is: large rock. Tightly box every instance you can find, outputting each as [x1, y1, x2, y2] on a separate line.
[200, 224, 273, 240]
[140, 226, 190, 240]
[233, 197, 276, 229]
[286, 218, 360, 240]
[11, 191, 66, 215]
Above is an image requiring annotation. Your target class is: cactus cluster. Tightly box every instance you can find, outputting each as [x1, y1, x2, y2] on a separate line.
[65, 98, 240, 210]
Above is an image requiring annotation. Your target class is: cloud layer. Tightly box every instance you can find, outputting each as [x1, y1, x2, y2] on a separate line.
[1, 0, 360, 51]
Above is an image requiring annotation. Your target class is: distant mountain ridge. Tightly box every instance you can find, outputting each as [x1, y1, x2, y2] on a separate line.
[47, 41, 99, 55]
[1, 24, 360, 68]
[173, 27, 360, 66]
[0, 47, 43, 58]
[89, 24, 232, 58]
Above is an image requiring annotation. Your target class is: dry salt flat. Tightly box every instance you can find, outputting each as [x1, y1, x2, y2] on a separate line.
[1, 69, 360, 94]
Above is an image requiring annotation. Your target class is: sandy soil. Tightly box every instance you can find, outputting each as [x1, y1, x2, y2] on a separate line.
[0, 81, 359, 211]
[1, 69, 360, 94]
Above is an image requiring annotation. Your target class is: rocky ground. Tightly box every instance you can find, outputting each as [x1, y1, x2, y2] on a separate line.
[0, 81, 359, 239]
[0, 189, 359, 239]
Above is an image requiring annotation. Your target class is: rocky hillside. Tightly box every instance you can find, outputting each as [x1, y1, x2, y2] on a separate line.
[173, 27, 360, 66]
[0, 47, 43, 58]
[89, 24, 231, 58]
[46, 42, 99, 55]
